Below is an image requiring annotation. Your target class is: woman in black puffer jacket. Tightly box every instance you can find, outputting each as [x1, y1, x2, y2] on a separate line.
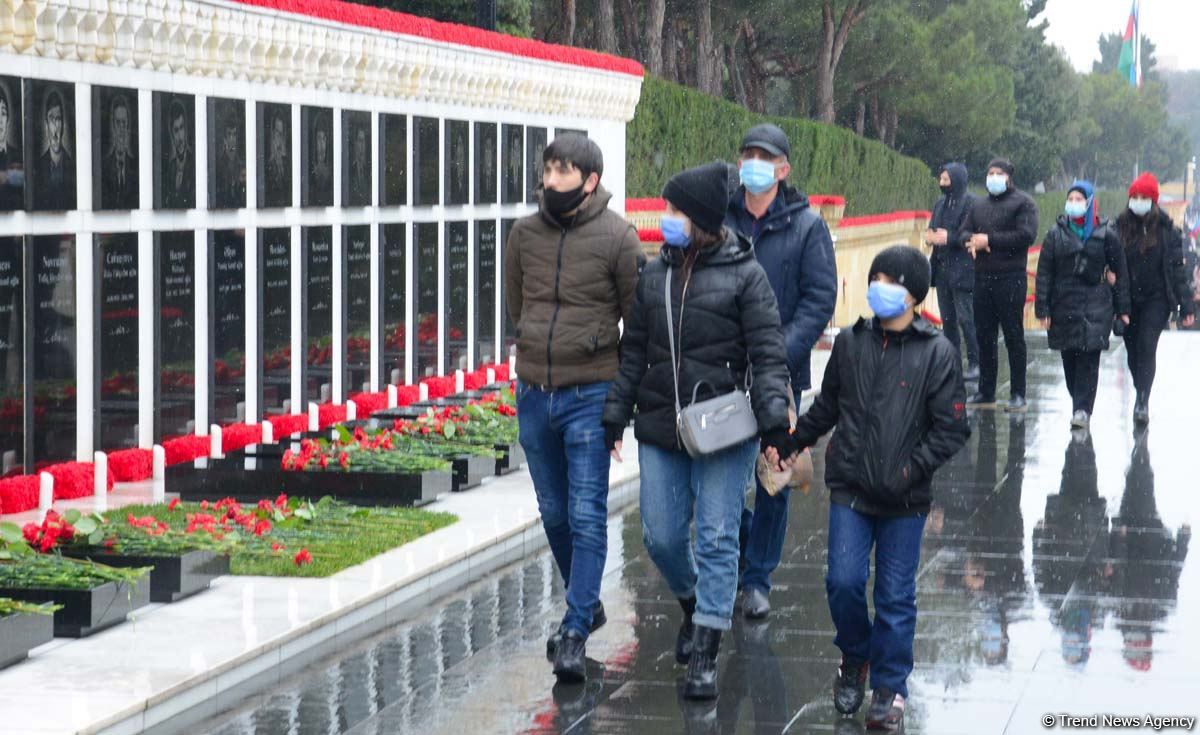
[1035, 180, 1130, 430]
[602, 162, 792, 701]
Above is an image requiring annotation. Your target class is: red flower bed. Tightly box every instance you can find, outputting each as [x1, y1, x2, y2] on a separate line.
[46, 462, 114, 501]
[348, 392, 389, 417]
[317, 403, 348, 430]
[222, 423, 263, 453]
[463, 370, 487, 391]
[394, 384, 420, 406]
[268, 414, 308, 438]
[163, 435, 211, 466]
[422, 376, 456, 400]
[0, 474, 39, 515]
[481, 363, 511, 382]
[108, 448, 154, 482]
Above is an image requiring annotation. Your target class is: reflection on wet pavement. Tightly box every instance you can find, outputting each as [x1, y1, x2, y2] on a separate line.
[195, 337, 1199, 734]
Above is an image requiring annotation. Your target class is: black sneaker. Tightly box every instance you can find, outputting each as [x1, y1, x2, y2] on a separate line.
[966, 392, 995, 407]
[963, 364, 981, 382]
[833, 655, 869, 715]
[552, 629, 587, 683]
[1005, 395, 1027, 413]
[546, 601, 607, 661]
[742, 586, 770, 620]
[865, 688, 905, 732]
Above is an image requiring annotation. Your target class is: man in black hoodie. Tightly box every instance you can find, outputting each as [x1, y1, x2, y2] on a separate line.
[927, 162, 979, 380]
[958, 157, 1039, 412]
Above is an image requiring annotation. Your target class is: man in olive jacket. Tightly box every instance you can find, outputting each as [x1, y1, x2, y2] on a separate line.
[503, 133, 643, 683]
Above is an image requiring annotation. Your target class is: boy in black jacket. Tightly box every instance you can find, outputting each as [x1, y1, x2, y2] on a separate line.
[769, 246, 970, 732]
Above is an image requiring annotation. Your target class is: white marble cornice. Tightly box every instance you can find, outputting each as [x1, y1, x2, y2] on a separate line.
[0, 0, 643, 120]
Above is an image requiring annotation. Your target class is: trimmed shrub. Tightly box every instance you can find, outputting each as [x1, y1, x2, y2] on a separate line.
[627, 77, 939, 215]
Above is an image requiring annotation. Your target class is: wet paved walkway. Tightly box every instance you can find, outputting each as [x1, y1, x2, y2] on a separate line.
[193, 335, 1199, 735]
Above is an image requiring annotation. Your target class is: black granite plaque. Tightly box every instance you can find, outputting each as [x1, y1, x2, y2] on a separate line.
[30, 235, 76, 465]
[344, 225, 371, 394]
[445, 120, 469, 206]
[210, 230, 245, 426]
[0, 238, 23, 474]
[414, 117, 439, 207]
[156, 231, 195, 440]
[208, 97, 246, 210]
[446, 222, 468, 372]
[91, 86, 138, 211]
[0, 77, 23, 212]
[303, 227, 333, 403]
[474, 123, 498, 205]
[379, 113, 407, 206]
[259, 228, 291, 415]
[474, 221, 497, 366]
[302, 107, 333, 207]
[95, 233, 139, 449]
[414, 223, 439, 377]
[501, 124, 522, 205]
[501, 219, 517, 360]
[258, 102, 293, 208]
[342, 110, 372, 207]
[525, 126, 547, 203]
[154, 92, 196, 210]
[25, 80, 76, 212]
[380, 223, 406, 386]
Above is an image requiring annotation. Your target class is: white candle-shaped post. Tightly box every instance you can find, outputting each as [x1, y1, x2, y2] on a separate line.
[387, 384, 398, 408]
[151, 445, 166, 503]
[93, 451, 108, 512]
[38, 472, 54, 522]
[486, 368, 496, 385]
[308, 402, 319, 432]
[455, 370, 465, 394]
[346, 400, 357, 421]
[210, 425, 224, 459]
[508, 353, 516, 377]
[419, 383, 429, 402]
[261, 420, 274, 445]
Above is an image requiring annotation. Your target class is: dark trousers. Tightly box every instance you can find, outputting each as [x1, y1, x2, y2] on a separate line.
[739, 478, 790, 593]
[974, 272, 1028, 400]
[1124, 299, 1171, 401]
[1061, 349, 1101, 414]
[936, 285, 979, 366]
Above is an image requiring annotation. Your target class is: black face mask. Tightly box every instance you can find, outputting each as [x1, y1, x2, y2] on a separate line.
[940, 183, 953, 195]
[543, 183, 589, 216]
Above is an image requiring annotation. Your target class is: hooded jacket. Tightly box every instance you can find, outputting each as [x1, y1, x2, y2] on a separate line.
[602, 229, 792, 451]
[958, 180, 1039, 276]
[930, 163, 977, 291]
[1036, 215, 1131, 352]
[1115, 207, 1196, 318]
[792, 315, 970, 517]
[726, 183, 838, 393]
[503, 185, 644, 388]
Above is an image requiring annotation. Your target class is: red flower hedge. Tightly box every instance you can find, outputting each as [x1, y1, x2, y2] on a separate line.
[422, 376, 456, 400]
[0, 475, 39, 515]
[317, 403, 348, 430]
[348, 392, 389, 418]
[394, 385, 420, 406]
[463, 370, 487, 391]
[268, 414, 308, 439]
[108, 448, 154, 482]
[47, 462, 114, 501]
[222, 423, 263, 453]
[163, 435, 211, 466]
[480, 363, 511, 382]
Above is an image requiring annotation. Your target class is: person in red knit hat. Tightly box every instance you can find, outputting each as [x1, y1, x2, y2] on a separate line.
[1116, 172, 1197, 426]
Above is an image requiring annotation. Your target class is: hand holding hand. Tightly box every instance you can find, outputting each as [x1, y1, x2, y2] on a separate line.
[760, 428, 797, 470]
[1106, 269, 1117, 286]
[604, 423, 625, 463]
[1041, 317, 1051, 330]
[1120, 314, 1130, 325]
[1183, 313, 1196, 328]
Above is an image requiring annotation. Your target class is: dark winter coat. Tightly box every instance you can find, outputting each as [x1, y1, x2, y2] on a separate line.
[726, 183, 838, 393]
[930, 163, 977, 292]
[792, 316, 970, 517]
[958, 185, 1039, 275]
[602, 229, 792, 451]
[1036, 217, 1132, 352]
[1115, 207, 1196, 318]
[503, 185, 644, 388]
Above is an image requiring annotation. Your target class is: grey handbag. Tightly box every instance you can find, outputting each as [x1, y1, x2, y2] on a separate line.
[665, 267, 759, 458]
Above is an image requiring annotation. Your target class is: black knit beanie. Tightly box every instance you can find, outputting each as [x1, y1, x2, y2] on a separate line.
[869, 245, 931, 304]
[662, 161, 729, 236]
[987, 157, 1015, 178]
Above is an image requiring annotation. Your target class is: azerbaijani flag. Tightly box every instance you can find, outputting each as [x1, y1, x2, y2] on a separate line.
[1117, 0, 1142, 87]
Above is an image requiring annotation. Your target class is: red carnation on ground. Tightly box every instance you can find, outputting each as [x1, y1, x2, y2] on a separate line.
[294, 548, 313, 566]
[168, 497, 181, 511]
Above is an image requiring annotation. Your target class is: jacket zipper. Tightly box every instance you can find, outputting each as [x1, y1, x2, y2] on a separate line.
[545, 228, 567, 387]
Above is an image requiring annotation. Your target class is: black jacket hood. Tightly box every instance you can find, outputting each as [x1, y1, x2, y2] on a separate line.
[940, 162, 969, 199]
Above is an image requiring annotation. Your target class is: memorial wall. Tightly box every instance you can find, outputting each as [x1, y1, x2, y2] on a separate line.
[0, 0, 644, 473]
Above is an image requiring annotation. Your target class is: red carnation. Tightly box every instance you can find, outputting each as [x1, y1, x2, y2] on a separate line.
[253, 519, 272, 537]
[168, 497, 181, 511]
[294, 548, 313, 566]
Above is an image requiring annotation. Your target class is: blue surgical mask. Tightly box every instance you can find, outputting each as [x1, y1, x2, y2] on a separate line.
[868, 281, 911, 319]
[660, 215, 690, 248]
[1129, 197, 1153, 217]
[740, 159, 777, 195]
[986, 175, 1008, 196]
[1065, 200, 1088, 219]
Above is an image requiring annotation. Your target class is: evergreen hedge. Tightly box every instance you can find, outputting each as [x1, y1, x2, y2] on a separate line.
[626, 77, 939, 215]
[1030, 190, 1130, 243]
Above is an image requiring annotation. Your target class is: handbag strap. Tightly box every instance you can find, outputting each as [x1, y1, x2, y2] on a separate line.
[665, 267, 683, 418]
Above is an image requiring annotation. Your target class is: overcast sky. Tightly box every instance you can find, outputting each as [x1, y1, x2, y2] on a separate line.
[1039, 0, 1200, 72]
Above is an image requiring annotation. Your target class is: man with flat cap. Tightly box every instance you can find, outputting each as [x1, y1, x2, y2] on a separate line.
[726, 123, 838, 619]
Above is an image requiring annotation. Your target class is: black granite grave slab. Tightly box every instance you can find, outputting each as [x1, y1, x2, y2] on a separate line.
[0, 579, 150, 638]
[344, 225, 371, 394]
[342, 109, 372, 207]
[524, 126, 546, 203]
[501, 124, 522, 205]
[380, 223, 407, 387]
[446, 222, 468, 373]
[29, 235, 76, 466]
[414, 117, 439, 206]
[95, 233, 139, 450]
[210, 230, 245, 426]
[257, 102, 293, 208]
[474, 220, 497, 367]
[474, 122, 498, 205]
[379, 113, 407, 206]
[445, 119, 469, 206]
[92, 86, 139, 211]
[302, 106, 334, 207]
[208, 97, 246, 210]
[0, 237, 23, 474]
[156, 232, 195, 441]
[302, 227, 333, 404]
[154, 92, 196, 210]
[259, 228, 291, 415]
[414, 222, 439, 378]
[0, 76, 24, 212]
[25, 79, 76, 211]
[0, 611, 53, 670]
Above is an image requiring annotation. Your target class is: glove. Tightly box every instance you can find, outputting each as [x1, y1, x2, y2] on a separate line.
[604, 422, 625, 452]
[760, 428, 797, 465]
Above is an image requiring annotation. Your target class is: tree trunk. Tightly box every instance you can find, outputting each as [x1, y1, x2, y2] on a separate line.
[696, 0, 716, 95]
[596, 0, 617, 54]
[886, 104, 899, 148]
[855, 96, 866, 136]
[643, 0, 666, 76]
[728, 42, 750, 109]
[617, 0, 641, 64]
[814, 0, 868, 124]
[561, 0, 576, 45]
[870, 94, 885, 141]
[662, 16, 678, 82]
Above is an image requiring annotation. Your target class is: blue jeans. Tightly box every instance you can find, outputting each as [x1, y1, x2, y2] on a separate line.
[739, 478, 789, 594]
[517, 380, 612, 638]
[639, 439, 758, 631]
[826, 502, 926, 698]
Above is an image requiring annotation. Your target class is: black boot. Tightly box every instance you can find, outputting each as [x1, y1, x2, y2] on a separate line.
[676, 596, 697, 664]
[833, 655, 870, 715]
[683, 625, 722, 700]
[546, 601, 607, 661]
[552, 629, 587, 683]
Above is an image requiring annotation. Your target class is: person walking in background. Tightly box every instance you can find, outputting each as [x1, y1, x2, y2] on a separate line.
[927, 162, 979, 381]
[603, 162, 794, 700]
[767, 246, 969, 733]
[725, 123, 837, 620]
[1116, 173, 1197, 425]
[1035, 180, 1130, 431]
[503, 134, 643, 684]
[959, 158, 1039, 412]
